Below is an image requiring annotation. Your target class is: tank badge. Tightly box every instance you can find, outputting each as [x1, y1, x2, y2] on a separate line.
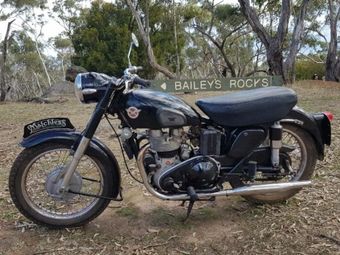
[126, 107, 141, 119]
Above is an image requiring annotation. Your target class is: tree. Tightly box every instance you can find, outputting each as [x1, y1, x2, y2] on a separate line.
[51, 0, 84, 38]
[6, 31, 50, 99]
[0, 19, 15, 101]
[71, 0, 186, 79]
[126, 0, 176, 79]
[325, 0, 340, 82]
[0, 0, 47, 101]
[193, 2, 267, 78]
[51, 36, 73, 79]
[70, 1, 132, 76]
[238, 0, 310, 84]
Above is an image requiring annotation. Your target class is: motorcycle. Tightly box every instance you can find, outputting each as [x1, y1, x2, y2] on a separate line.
[9, 34, 332, 228]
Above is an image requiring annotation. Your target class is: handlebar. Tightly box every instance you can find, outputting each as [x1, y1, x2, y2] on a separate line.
[122, 66, 150, 89]
[132, 76, 151, 88]
[124, 66, 143, 76]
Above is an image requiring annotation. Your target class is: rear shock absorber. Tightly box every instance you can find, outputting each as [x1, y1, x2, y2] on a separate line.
[270, 122, 282, 168]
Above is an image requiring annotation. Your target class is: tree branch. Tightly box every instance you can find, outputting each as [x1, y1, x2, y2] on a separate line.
[275, 0, 291, 44]
[238, 0, 271, 49]
[126, 0, 175, 79]
[284, 0, 310, 81]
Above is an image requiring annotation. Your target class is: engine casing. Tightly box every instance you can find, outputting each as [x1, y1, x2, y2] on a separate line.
[152, 156, 220, 192]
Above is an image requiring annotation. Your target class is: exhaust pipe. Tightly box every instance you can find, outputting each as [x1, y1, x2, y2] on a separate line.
[137, 145, 312, 201]
[225, 181, 311, 196]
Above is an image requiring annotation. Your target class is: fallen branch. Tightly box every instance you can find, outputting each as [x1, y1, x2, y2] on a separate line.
[143, 235, 178, 249]
[318, 234, 340, 246]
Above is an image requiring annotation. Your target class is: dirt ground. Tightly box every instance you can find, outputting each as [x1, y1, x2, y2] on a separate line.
[0, 80, 339, 255]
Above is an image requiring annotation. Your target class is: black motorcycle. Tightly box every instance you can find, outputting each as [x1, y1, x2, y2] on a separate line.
[9, 34, 332, 228]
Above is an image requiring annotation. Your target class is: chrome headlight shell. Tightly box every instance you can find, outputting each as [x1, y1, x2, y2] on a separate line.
[74, 73, 106, 104]
[74, 73, 85, 103]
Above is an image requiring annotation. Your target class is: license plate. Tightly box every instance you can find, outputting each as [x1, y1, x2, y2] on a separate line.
[23, 118, 75, 138]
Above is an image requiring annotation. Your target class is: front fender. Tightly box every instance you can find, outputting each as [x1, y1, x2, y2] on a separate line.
[282, 106, 331, 160]
[21, 129, 121, 198]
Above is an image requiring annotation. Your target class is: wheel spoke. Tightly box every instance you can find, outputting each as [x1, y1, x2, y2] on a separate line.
[22, 147, 104, 219]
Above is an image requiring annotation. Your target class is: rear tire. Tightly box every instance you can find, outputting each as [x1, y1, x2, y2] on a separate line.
[9, 142, 114, 228]
[229, 124, 318, 203]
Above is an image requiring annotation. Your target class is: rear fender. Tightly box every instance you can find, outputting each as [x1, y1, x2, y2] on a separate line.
[281, 106, 331, 160]
[21, 129, 121, 198]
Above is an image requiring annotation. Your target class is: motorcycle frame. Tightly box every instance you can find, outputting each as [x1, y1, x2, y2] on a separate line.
[21, 80, 330, 197]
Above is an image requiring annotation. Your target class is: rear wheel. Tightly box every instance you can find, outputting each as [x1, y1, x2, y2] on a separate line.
[9, 142, 114, 228]
[229, 124, 318, 203]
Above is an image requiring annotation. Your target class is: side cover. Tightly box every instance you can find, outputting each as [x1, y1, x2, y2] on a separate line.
[20, 129, 121, 198]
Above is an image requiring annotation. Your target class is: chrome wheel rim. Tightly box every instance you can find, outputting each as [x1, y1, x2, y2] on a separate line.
[21, 148, 104, 220]
[281, 128, 307, 181]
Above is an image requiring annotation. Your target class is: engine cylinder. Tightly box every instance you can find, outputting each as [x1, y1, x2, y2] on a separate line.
[148, 129, 182, 152]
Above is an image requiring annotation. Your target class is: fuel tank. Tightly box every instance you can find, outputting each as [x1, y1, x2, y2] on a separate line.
[118, 89, 200, 129]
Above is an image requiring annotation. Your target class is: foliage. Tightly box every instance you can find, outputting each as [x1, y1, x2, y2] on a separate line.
[295, 58, 325, 81]
[70, 1, 130, 76]
[0, 0, 338, 101]
[70, 0, 187, 78]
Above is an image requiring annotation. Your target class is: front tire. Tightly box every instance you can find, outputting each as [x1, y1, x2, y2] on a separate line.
[229, 124, 318, 203]
[9, 142, 114, 228]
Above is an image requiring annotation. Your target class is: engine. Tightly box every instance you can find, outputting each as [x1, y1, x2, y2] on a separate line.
[144, 129, 220, 193]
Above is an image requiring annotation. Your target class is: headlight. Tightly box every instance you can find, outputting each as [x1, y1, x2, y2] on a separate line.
[74, 74, 85, 103]
[74, 73, 104, 104]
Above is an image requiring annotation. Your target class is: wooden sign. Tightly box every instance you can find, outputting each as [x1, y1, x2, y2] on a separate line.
[151, 76, 283, 93]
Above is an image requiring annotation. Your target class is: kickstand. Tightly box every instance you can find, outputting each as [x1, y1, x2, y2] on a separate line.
[183, 200, 195, 222]
[183, 186, 198, 222]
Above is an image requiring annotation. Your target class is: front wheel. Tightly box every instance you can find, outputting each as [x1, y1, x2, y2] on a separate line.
[229, 124, 318, 203]
[9, 142, 114, 228]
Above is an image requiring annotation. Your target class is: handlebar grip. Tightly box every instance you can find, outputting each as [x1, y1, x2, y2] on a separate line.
[133, 76, 151, 88]
[127, 66, 143, 74]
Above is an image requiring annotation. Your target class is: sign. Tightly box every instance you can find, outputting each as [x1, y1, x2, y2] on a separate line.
[151, 76, 283, 93]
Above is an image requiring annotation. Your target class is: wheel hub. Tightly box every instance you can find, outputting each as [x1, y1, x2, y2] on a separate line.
[45, 167, 83, 201]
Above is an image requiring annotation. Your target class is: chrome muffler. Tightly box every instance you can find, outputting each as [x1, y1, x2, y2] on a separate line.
[137, 145, 311, 201]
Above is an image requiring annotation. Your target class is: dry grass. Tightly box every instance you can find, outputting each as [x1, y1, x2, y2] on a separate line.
[0, 80, 339, 255]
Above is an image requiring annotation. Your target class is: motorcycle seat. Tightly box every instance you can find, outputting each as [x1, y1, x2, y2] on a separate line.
[196, 87, 297, 127]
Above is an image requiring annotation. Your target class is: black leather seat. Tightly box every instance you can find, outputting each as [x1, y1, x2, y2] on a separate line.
[196, 87, 297, 127]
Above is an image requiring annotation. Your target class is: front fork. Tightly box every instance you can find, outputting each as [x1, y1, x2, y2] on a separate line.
[59, 83, 116, 193]
[270, 121, 283, 168]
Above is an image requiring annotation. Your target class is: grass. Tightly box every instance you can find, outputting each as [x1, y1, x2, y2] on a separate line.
[0, 80, 339, 254]
[116, 206, 139, 219]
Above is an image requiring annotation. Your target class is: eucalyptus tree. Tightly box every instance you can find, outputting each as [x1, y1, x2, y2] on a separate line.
[325, 0, 340, 82]
[50, 36, 73, 80]
[0, 0, 47, 101]
[6, 31, 48, 99]
[126, 0, 177, 79]
[238, 0, 311, 84]
[192, 1, 267, 78]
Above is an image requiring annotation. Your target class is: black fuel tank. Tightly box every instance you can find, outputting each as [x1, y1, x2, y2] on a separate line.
[118, 89, 200, 129]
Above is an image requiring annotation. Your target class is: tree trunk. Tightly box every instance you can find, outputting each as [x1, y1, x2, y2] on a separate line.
[283, 0, 310, 84]
[238, 0, 290, 83]
[34, 39, 52, 87]
[239, 0, 309, 85]
[325, 0, 340, 82]
[0, 19, 15, 102]
[126, 0, 176, 79]
[173, 0, 181, 78]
